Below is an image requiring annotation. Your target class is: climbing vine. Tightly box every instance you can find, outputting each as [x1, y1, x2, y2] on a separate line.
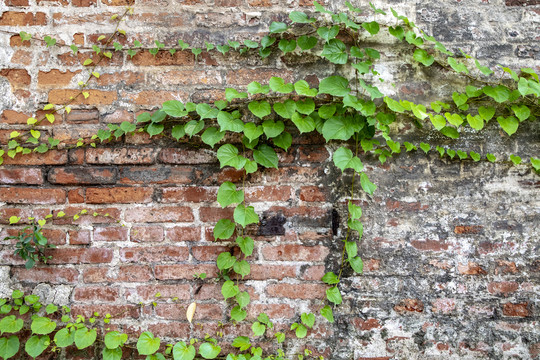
[0, 1, 539, 359]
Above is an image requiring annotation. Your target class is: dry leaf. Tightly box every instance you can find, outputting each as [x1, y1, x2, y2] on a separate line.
[186, 302, 196, 323]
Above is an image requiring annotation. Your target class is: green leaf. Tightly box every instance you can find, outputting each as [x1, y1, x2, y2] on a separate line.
[230, 306, 247, 322]
[345, 241, 358, 258]
[322, 271, 339, 285]
[405, 31, 423, 46]
[486, 153, 496, 163]
[530, 157, 540, 172]
[319, 76, 350, 97]
[213, 219, 235, 240]
[317, 25, 339, 42]
[439, 126, 460, 139]
[235, 291, 250, 308]
[31, 317, 56, 335]
[0, 316, 23, 335]
[273, 100, 296, 119]
[221, 281, 239, 299]
[225, 88, 248, 102]
[253, 144, 278, 168]
[452, 92, 468, 107]
[448, 57, 468, 74]
[162, 100, 187, 117]
[510, 154, 521, 165]
[278, 39, 296, 54]
[217, 111, 244, 132]
[511, 105, 530, 122]
[478, 106, 495, 121]
[260, 35, 276, 49]
[388, 25, 404, 40]
[269, 22, 288, 33]
[419, 143, 430, 154]
[248, 101, 271, 119]
[0, 336, 19, 360]
[25, 335, 48, 358]
[475, 59, 493, 75]
[349, 256, 364, 273]
[465, 86, 483, 98]
[247, 81, 270, 95]
[196, 103, 218, 120]
[466, 114, 484, 131]
[217, 144, 244, 169]
[252, 322, 266, 337]
[298, 35, 317, 50]
[273, 132, 292, 151]
[326, 287, 342, 304]
[291, 113, 315, 134]
[321, 39, 348, 64]
[321, 116, 355, 142]
[289, 11, 314, 23]
[361, 21, 379, 35]
[262, 120, 285, 138]
[301, 313, 315, 328]
[75, 327, 97, 349]
[347, 219, 363, 234]
[359, 79, 383, 99]
[429, 114, 446, 131]
[333, 147, 363, 172]
[413, 49, 434, 66]
[232, 336, 250, 351]
[201, 127, 224, 148]
[269, 77, 293, 93]
[234, 204, 259, 228]
[483, 85, 510, 103]
[216, 44, 230, 55]
[119, 121, 136, 134]
[360, 173, 376, 195]
[497, 116, 519, 136]
[320, 305, 334, 323]
[136, 332, 160, 355]
[236, 236, 254, 256]
[216, 252, 236, 270]
[444, 112, 463, 127]
[104, 331, 127, 350]
[243, 39, 258, 49]
[103, 347, 122, 360]
[293, 323, 307, 338]
[294, 80, 318, 97]
[348, 201, 362, 219]
[147, 123, 164, 137]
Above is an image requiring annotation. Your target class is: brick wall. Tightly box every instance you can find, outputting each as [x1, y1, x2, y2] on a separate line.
[0, 0, 539, 359]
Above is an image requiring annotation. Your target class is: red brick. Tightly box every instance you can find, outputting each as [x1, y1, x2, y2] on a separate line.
[457, 262, 487, 275]
[93, 227, 128, 241]
[56, 50, 122, 67]
[147, 323, 190, 338]
[262, 244, 329, 262]
[96, 71, 144, 86]
[125, 206, 194, 223]
[48, 167, 117, 185]
[299, 186, 327, 202]
[0, 12, 47, 26]
[119, 245, 189, 262]
[72, 0, 97, 6]
[153, 70, 222, 86]
[410, 239, 449, 251]
[158, 149, 217, 164]
[38, 70, 80, 88]
[135, 284, 190, 300]
[83, 265, 153, 283]
[352, 318, 382, 331]
[87, 187, 153, 204]
[454, 225, 484, 234]
[69, 149, 85, 165]
[65, 109, 99, 123]
[165, 226, 201, 241]
[487, 281, 519, 296]
[162, 187, 216, 203]
[86, 148, 157, 164]
[244, 186, 293, 202]
[69, 230, 91, 245]
[1, 110, 30, 124]
[199, 207, 234, 222]
[298, 146, 329, 162]
[130, 50, 194, 66]
[266, 283, 326, 299]
[394, 298, 424, 313]
[0, 188, 65, 204]
[102, 110, 133, 124]
[10, 50, 32, 66]
[48, 89, 117, 105]
[5, 0, 29, 6]
[301, 265, 325, 280]
[0, 168, 42, 185]
[11, 267, 78, 283]
[191, 245, 230, 261]
[131, 226, 164, 242]
[502, 302, 529, 317]
[73, 286, 119, 302]
[495, 260, 519, 274]
[226, 69, 294, 85]
[247, 264, 297, 280]
[122, 90, 189, 105]
[46, 247, 113, 264]
[71, 305, 139, 319]
[68, 189, 85, 203]
[156, 303, 223, 320]
[247, 304, 295, 320]
[52, 207, 121, 225]
[0, 69, 31, 88]
[155, 264, 218, 280]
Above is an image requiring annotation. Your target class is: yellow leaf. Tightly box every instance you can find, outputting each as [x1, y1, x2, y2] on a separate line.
[46, 114, 55, 123]
[30, 130, 40, 139]
[10, 131, 20, 138]
[27, 117, 37, 125]
[92, 72, 100, 78]
[97, 35, 106, 41]
[186, 302, 196, 323]
[83, 92, 90, 99]
[65, 106, 71, 114]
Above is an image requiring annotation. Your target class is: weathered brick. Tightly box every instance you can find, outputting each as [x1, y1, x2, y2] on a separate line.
[161, 187, 217, 203]
[247, 264, 297, 280]
[155, 264, 217, 280]
[502, 302, 529, 317]
[266, 283, 326, 299]
[1, 110, 30, 124]
[86, 148, 157, 164]
[119, 246, 189, 262]
[226, 69, 294, 85]
[83, 265, 153, 283]
[0, 12, 47, 26]
[245, 186, 293, 202]
[410, 239, 449, 251]
[48, 167, 117, 185]
[130, 50, 194, 66]
[69, 229, 91, 245]
[87, 187, 153, 204]
[0, 168, 42, 185]
[48, 89, 117, 105]
[394, 298, 424, 313]
[38, 70, 80, 88]
[262, 244, 329, 261]
[93, 226, 128, 241]
[46, 247, 113, 264]
[131, 226, 164, 242]
[457, 262, 487, 275]
[165, 226, 201, 241]
[0, 69, 31, 88]
[487, 281, 519, 296]
[298, 186, 327, 202]
[73, 286, 120, 302]
[0, 188, 65, 204]
[152, 70, 222, 86]
[431, 298, 456, 314]
[191, 245, 230, 261]
[65, 109, 99, 123]
[158, 148, 217, 164]
[11, 267, 78, 283]
[125, 206, 194, 223]
[135, 284, 190, 300]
